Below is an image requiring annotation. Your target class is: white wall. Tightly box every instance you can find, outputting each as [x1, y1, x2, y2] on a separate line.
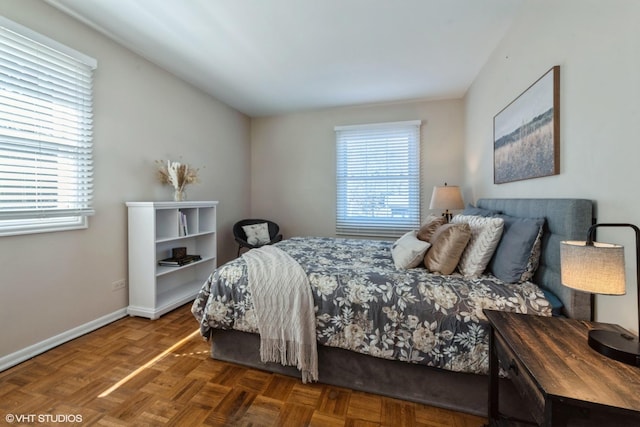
[0, 1, 251, 360]
[465, 0, 640, 332]
[250, 99, 465, 239]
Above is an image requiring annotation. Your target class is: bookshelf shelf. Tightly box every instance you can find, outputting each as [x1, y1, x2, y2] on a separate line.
[126, 201, 218, 319]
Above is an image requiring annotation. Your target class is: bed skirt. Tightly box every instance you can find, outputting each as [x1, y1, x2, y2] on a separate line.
[210, 329, 532, 420]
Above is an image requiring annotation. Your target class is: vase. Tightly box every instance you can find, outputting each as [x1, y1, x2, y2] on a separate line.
[173, 188, 185, 202]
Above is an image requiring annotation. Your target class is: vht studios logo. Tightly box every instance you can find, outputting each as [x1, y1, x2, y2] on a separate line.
[5, 413, 83, 423]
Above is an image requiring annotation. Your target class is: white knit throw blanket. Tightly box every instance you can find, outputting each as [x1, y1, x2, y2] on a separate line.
[242, 245, 318, 383]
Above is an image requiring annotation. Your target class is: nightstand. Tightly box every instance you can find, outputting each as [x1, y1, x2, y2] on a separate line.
[485, 310, 640, 426]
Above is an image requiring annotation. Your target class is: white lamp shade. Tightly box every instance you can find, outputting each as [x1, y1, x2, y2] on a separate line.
[429, 185, 464, 210]
[560, 240, 626, 295]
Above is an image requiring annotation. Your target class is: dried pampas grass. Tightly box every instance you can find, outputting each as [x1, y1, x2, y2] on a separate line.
[156, 160, 199, 192]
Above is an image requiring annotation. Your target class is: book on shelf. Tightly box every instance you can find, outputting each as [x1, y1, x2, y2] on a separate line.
[158, 254, 201, 266]
[178, 210, 188, 236]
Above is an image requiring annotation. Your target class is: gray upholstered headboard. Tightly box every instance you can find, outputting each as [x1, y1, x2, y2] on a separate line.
[476, 198, 594, 320]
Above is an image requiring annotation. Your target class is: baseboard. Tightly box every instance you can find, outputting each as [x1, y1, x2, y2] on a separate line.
[0, 308, 128, 372]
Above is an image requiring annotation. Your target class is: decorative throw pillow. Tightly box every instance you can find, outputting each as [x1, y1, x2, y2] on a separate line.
[461, 204, 501, 217]
[541, 288, 563, 316]
[391, 230, 431, 269]
[451, 215, 505, 277]
[242, 223, 271, 245]
[417, 214, 447, 242]
[488, 215, 546, 283]
[424, 223, 472, 275]
[521, 226, 544, 282]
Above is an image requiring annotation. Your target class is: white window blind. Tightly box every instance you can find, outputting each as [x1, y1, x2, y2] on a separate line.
[0, 17, 96, 236]
[336, 120, 421, 237]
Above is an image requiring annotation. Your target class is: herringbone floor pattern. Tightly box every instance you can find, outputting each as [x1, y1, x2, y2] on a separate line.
[0, 304, 486, 426]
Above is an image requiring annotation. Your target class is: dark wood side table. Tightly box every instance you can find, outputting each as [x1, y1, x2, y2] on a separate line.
[485, 310, 640, 426]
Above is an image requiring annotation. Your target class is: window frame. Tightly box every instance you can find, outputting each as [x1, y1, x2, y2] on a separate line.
[0, 17, 96, 237]
[335, 120, 422, 238]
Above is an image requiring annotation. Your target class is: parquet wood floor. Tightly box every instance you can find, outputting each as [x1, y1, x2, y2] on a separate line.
[0, 303, 487, 426]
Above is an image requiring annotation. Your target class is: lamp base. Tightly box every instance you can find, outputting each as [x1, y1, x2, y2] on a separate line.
[588, 329, 640, 366]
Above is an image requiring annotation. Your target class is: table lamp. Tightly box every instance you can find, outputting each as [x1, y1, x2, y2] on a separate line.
[429, 183, 464, 222]
[560, 223, 640, 366]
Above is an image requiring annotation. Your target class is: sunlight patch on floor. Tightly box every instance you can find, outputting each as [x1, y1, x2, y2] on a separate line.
[98, 329, 200, 398]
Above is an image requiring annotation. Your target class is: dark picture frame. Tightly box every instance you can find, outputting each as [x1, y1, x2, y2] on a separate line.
[493, 66, 560, 184]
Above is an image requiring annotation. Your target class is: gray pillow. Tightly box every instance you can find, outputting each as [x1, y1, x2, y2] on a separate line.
[488, 215, 545, 284]
[461, 204, 500, 217]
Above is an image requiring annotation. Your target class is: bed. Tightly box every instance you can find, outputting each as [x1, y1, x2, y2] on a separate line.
[191, 198, 594, 416]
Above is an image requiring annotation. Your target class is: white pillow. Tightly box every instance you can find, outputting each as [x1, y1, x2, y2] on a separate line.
[451, 215, 504, 277]
[242, 223, 271, 245]
[391, 230, 431, 269]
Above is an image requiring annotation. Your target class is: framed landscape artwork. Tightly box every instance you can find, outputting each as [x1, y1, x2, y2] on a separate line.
[494, 66, 560, 184]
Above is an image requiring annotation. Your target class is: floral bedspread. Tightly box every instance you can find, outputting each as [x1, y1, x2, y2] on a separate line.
[192, 237, 552, 375]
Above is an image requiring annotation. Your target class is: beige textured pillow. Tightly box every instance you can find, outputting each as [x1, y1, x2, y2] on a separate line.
[451, 215, 505, 277]
[417, 214, 447, 242]
[424, 223, 472, 275]
[391, 230, 431, 269]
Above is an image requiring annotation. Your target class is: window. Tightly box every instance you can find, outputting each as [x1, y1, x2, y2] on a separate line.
[335, 120, 421, 237]
[0, 17, 96, 236]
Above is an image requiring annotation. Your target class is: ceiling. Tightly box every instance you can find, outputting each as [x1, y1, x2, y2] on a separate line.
[45, 0, 525, 117]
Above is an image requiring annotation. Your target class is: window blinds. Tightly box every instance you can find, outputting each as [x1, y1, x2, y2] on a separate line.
[335, 120, 421, 237]
[0, 17, 96, 229]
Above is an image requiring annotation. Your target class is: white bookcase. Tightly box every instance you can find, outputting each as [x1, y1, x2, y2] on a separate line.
[126, 201, 218, 319]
